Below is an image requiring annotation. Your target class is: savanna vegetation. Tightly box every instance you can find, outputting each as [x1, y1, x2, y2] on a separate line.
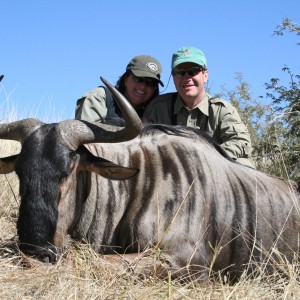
[216, 18, 299, 181]
[0, 19, 299, 299]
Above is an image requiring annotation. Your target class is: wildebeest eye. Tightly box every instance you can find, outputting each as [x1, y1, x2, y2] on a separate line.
[69, 151, 77, 160]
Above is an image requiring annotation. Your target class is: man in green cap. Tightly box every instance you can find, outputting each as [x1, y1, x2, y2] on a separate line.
[143, 46, 254, 167]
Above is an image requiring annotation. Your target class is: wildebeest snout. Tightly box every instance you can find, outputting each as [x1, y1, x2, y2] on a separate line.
[19, 243, 61, 263]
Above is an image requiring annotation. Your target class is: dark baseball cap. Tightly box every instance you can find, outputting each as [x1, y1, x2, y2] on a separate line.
[126, 55, 164, 87]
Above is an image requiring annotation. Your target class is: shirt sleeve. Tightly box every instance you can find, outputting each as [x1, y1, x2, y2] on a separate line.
[142, 94, 174, 125]
[219, 106, 253, 159]
[75, 87, 108, 122]
[142, 99, 158, 124]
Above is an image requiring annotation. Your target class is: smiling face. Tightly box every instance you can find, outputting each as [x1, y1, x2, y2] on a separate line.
[172, 63, 208, 109]
[124, 73, 158, 107]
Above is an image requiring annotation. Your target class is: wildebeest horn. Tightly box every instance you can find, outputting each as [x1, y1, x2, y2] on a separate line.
[0, 78, 142, 150]
[0, 118, 42, 143]
[57, 77, 142, 150]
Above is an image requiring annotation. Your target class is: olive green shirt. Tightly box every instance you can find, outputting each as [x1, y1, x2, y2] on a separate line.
[75, 86, 149, 121]
[143, 92, 254, 165]
[75, 86, 116, 122]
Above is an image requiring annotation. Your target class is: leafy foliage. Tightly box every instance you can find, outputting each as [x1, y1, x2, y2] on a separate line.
[273, 18, 300, 46]
[263, 67, 299, 179]
[263, 19, 300, 180]
[216, 18, 299, 180]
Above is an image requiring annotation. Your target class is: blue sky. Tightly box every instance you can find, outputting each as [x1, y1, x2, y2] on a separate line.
[0, 0, 299, 122]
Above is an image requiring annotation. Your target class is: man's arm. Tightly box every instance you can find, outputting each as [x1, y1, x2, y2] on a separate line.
[219, 106, 253, 160]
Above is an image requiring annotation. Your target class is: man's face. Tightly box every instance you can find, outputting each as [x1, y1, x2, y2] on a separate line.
[172, 63, 208, 104]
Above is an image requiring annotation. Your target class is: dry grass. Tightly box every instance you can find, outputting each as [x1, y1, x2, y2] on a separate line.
[0, 140, 300, 299]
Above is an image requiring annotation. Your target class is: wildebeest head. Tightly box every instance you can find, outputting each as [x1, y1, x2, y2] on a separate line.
[0, 78, 142, 262]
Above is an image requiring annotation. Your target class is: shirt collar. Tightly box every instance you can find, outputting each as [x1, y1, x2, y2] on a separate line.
[173, 92, 211, 116]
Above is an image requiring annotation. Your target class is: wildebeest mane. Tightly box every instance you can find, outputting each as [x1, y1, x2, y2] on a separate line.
[103, 118, 233, 161]
[141, 124, 234, 161]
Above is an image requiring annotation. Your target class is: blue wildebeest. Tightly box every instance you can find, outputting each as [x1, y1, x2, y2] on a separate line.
[0, 78, 299, 281]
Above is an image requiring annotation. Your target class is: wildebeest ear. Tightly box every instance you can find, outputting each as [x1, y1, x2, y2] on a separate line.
[91, 163, 139, 180]
[77, 146, 139, 180]
[0, 154, 19, 174]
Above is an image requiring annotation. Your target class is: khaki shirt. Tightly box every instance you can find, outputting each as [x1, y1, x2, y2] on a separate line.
[75, 86, 117, 122]
[75, 86, 149, 122]
[143, 92, 254, 165]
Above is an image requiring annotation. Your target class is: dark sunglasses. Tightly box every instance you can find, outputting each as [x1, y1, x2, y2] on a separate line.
[130, 74, 158, 87]
[172, 66, 205, 78]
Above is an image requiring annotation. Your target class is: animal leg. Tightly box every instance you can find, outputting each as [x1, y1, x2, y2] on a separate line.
[101, 250, 175, 279]
[101, 250, 209, 281]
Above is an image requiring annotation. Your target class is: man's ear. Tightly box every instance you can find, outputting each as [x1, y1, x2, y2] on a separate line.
[204, 70, 209, 83]
[90, 163, 139, 180]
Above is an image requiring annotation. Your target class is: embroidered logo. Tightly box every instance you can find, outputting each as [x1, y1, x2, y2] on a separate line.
[146, 62, 158, 72]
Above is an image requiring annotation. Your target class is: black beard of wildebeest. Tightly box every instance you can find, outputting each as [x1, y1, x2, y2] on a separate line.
[16, 124, 69, 262]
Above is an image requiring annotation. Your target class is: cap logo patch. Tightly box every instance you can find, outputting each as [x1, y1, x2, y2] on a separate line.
[146, 62, 158, 72]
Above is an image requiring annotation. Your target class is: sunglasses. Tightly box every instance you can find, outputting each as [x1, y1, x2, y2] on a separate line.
[130, 74, 158, 87]
[172, 66, 205, 78]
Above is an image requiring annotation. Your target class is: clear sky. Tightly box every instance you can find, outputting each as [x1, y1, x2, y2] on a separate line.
[0, 0, 299, 122]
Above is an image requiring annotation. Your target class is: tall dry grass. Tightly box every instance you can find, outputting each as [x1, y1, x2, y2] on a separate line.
[0, 139, 300, 299]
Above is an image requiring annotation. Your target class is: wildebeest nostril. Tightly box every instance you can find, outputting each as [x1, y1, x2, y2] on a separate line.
[39, 252, 58, 263]
[19, 243, 61, 263]
[36, 246, 61, 263]
[42, 256, 50, 263]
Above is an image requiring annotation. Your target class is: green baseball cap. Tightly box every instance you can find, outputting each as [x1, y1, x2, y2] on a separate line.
[126, 55, 164, 87]
[171, 46, 207, 70]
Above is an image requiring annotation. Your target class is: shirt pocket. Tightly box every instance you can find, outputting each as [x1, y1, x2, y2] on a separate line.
[232, 123, 248, 134]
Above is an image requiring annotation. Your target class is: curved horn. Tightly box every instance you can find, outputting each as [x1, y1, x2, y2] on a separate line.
[0, 118, 43, 143]
[57, 77, 142, 150]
